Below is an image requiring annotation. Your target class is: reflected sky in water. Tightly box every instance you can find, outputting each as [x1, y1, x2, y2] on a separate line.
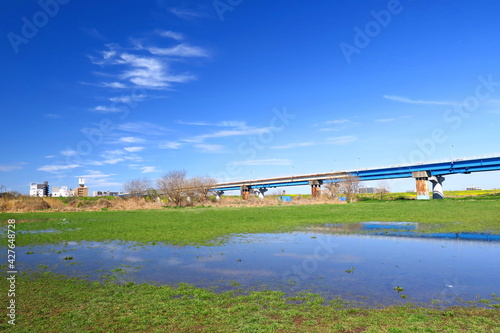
[13, 223, 500, 307]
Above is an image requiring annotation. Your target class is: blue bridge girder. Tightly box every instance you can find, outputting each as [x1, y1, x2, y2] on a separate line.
[209, 156, 500, 192]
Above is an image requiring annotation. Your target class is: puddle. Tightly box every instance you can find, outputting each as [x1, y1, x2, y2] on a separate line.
[312, 222, 500, 242]
[9, 223, 500, 307]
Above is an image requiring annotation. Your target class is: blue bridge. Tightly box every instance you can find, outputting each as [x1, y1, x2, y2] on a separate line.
[211, 156, 500, 200]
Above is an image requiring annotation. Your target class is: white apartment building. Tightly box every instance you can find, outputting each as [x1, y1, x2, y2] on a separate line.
[52, 186, 73, 197]
[29, 181, 49, 197]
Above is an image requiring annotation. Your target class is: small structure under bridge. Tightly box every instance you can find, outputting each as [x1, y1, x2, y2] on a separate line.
[210, 156, 500, 200]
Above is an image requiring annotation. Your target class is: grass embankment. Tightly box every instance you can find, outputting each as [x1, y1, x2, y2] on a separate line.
[2, 200, 500, 247]
[1, 272, 498, 333]
[2, 201, 499, 332]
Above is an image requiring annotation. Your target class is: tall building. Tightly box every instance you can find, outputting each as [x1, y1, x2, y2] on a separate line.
[74, 178, 89, 197]
[29, 181, 49, 197]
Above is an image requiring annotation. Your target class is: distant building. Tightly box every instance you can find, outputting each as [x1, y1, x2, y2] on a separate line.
[74, 178, 89, 197]
[52, 186, 73, 197]
[30, 181, 49, 197]
[93, 190, 124, 197]
[466, 185, 481, 191]
[359, 187, 375, 194]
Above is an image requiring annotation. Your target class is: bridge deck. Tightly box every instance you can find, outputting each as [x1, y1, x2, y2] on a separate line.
[211, 156, 500, 191]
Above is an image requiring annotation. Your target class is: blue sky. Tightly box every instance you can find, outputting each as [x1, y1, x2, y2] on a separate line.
[1, 0, 500, 195]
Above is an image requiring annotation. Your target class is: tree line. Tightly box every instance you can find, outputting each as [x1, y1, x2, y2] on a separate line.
[123, 170, 216, 207]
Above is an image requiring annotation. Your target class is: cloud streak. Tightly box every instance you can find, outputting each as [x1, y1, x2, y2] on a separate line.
[233, 159, 292, 166]
[383, 95, 460, 106]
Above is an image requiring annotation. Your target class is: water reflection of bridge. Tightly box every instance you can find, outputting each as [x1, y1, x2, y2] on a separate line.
[307, 222, 500, 242]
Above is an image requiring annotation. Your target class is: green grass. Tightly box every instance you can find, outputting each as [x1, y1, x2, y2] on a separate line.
[2, 200, 500, 247]
[1, 272, 498, 333]
[2, 201, 500, 331]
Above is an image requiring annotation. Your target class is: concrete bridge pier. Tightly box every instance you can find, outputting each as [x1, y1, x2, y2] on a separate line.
[429, 176, 445, 199]
[309, 180, 323, 198]
[255, 187, 268, 199]
[241, 185, 251, 200]
[412, 171, 430, 200]
[215, 190, 225, 200]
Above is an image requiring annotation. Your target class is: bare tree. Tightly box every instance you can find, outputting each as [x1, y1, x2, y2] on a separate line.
[156, 170, 188, 206]
[375, 181, 390, 200]
[323, 181, 341, 200]
[188, 176, 217, 202]
[339, 175, 360, 203]
[123, 178, 152, 197]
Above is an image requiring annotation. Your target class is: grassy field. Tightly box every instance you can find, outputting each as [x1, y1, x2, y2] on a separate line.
[0, 272, 498, 333]
[1, 200, 499, 332]
[2, 199, 500, 247]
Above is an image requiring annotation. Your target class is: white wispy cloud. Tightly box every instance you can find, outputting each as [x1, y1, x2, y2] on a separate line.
[117, 122, 169, 135]
[176, 120, 247, 127]
[141, 166, 159, 173]
[233, 159, 293, 166]
[100, 81, 127, 89]
[271, 142, 316, 149]
[0, 164, 24, 172]
[124, 146, 144, 153]
[60, 149, 78, 156]
[124, 156, 143, 162]
[169, 7, 206, 20]
[375, 115, 412, 123]
[146, 44, 208, 57]
[45, 155, 56, 159]
[102, 149, 125, 157]
[109, 95, 147, 104]
[187, 127, 272, 143]
[375, 118, 396, 123]
[38, 164, 81, 173]
[102, 158, 125, 165]
[316, 119, 356, 132]
[118, 53, 176, 88]
[91, 37, 208, 91]
[159, 141, 183, 149]
[324, 119, 353, 125]
[44, 113, 61, 119]
[326, 135, 358, 145]
[194, 144, 224, 152]
[157, 30, 184, 41]
[119, 137, 145, 143]
[85, 178, 123, 188]
[76, 170, 114, 178]
[74, 170, 122, 188]
[383, 95, 460, 106]
[92, 105, 124, 113]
